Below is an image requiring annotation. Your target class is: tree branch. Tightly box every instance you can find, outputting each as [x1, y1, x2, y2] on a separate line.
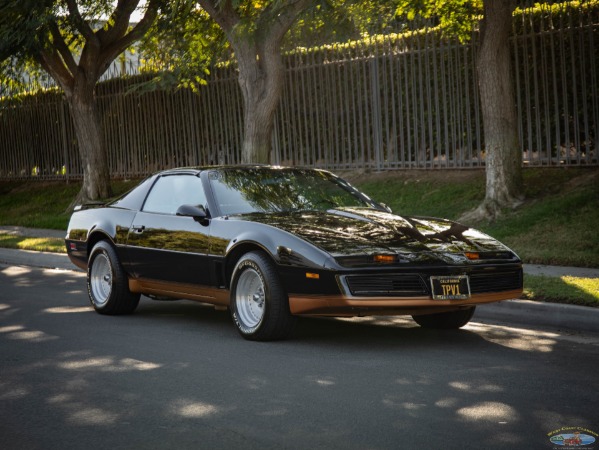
[260, 0, 312, 44]
[96, 0, 160, 78]
[36, 47, 74, 93]
[48, 20, 78, 77]
[97, 0, 141, 46]
[65, 0, 100, 47]
[255, 0, 312, 96]
[197, 0, 239, 34]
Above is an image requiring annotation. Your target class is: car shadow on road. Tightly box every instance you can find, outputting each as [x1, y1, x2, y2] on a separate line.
[134, 299, 501, 351]
[294, 315, 489, 348]
[115, 296, 574, 358]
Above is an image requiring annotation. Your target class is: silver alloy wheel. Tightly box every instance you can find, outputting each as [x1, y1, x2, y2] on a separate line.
[90, 253, 113, 308]
[235, 268, 266, 329]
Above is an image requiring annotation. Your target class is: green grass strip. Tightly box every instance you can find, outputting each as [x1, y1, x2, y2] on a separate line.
[0, 235, 66, 253]
[523, 275, 599, 307]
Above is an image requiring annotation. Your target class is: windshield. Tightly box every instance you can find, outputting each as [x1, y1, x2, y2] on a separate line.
[208, 168, 378, 216]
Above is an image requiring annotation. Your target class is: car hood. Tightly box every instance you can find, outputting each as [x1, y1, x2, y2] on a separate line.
[234, 208, 515, 264]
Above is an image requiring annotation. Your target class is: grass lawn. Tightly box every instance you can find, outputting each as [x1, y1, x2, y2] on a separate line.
[0, 235, 66, 253]
[0, 179, 138, 230]
[523, 275, 599, 307]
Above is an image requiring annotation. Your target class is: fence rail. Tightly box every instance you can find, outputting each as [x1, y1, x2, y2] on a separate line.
[0, 4, 597, 180]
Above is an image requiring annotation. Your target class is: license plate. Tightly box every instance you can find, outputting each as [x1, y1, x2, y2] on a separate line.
[430, 275, 471, 300]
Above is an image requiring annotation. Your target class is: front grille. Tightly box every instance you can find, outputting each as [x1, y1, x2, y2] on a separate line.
[341, 268, 522, 298]
[468, 269, 523, 294]
[344, 274, 428, 297]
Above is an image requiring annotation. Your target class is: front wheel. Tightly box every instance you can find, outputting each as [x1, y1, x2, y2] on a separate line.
[412, 307, 475, 329]
[230, 251, 296, 341]
[88, 240, 140, 315]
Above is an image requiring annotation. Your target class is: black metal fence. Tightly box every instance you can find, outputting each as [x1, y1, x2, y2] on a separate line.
[0, 3, 597, 180]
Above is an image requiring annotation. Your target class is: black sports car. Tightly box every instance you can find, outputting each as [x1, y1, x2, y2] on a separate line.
[66, 166, 523, 340]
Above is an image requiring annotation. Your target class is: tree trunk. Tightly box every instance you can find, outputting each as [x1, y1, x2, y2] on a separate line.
[240, 83, 281, 164]
[235, 43, 285, 164]
[197, 0, 312, 165]
[66, 78, 112, 206]
[22, 0, 160, 211]
[461, 0, 523, 223]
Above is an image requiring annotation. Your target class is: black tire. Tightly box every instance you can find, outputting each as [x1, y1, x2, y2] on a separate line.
[230, 251, 297, 341]
[87, 240, 140, 315]
[412, 307, 475, 329]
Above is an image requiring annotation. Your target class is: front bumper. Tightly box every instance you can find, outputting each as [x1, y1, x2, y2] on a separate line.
[288, 289, 523, 316]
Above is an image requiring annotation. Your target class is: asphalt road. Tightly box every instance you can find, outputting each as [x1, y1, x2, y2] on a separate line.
[1, 264, 598, 450]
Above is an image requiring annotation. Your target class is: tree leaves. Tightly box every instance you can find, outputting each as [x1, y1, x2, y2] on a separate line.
[395, 0, 483, 42]
[0, 0, 55, 60]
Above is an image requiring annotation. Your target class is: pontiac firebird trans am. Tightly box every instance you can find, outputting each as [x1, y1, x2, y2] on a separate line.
[66, 166, 523, 341]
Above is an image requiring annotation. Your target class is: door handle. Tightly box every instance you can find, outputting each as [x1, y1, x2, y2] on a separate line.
[131, 225, 145, 234]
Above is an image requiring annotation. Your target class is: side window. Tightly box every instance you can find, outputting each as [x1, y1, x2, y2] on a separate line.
[143, 175, 207, 214]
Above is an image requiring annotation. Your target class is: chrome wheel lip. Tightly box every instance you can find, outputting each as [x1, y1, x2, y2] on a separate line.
[235, 268, 265, 330]
[90, 253, 112, 308]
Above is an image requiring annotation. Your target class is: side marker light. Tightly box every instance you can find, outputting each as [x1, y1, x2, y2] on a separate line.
[374, 254, 395, 263]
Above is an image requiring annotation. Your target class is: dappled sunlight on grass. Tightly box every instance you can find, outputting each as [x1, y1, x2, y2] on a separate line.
[524, 275, 599, 307]
[562, 276, 599, 298]
[0, 235, 66, 253]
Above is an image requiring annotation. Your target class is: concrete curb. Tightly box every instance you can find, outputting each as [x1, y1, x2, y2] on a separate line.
[474, 299, 599, 334]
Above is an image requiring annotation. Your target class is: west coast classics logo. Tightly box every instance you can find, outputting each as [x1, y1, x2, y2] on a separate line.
[549, 427, 598, 448]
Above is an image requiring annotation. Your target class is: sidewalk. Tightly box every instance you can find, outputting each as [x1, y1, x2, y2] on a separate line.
[524, 264, 599, 279]
[0, 225, 65, 239]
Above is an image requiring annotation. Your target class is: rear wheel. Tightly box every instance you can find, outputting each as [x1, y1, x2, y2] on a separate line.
[230, 251, 296, 341]
[88, 240, 140, 315]
[412, 307, 475, 329]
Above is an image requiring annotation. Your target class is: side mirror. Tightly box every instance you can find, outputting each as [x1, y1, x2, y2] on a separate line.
[176, 204, 208, 224]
